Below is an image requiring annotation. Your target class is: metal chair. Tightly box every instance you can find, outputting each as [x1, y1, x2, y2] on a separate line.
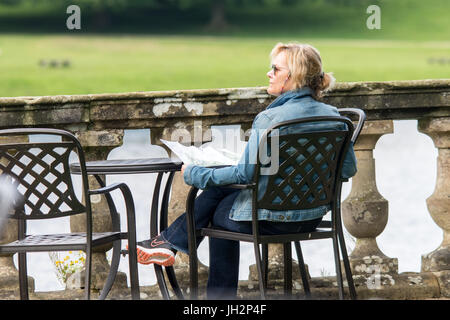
[186, 114, 362, 300]
[0, 128, 140, 300]
[289, 108, 366, 300]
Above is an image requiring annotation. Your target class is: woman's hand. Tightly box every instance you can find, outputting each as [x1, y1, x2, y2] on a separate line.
[181, 164, 187, 176]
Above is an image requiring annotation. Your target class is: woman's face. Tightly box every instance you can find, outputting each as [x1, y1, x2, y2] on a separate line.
[267, 51, 293, 96]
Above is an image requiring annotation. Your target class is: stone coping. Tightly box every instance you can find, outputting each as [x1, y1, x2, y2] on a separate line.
[0, 79, 448, 106]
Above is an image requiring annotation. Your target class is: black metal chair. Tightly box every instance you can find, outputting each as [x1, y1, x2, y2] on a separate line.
[186, 113, 364, 300]
[0, 128, 140, 300]
[288, 108, 366, 300]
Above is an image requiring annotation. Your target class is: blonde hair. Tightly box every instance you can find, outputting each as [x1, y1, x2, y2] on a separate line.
[270, 42, 335, 99]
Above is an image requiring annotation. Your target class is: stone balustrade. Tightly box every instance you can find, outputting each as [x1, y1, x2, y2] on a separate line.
[0, 79, 449, 300]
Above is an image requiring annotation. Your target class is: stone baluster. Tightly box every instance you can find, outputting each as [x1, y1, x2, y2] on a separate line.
[66, 130, 128, 295]
[418, 117, 450, 297]
[0, 134, 35, 299]
[342, 120, 399, 287]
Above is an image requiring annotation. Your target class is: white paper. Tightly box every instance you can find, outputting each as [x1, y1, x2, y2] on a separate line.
[161, 139, 241, 166]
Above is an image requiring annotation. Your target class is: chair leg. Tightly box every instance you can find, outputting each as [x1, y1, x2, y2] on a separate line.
[189, 252, 199, 300]
[337, 227, 357, 300]
[332, 235, 344, 300]
[186, 189, 199, 300]
[294, 241, 311, 299]
[283, 243, 292, 298]
[155, 265, 171, 300]
[98, 240, 121, 300]
[165, 266, 185, 300]
[126, 242, 140, 300]
[84, 247, 92, 300]
[262, 243, 268, 288]
[253, 242, 266, 300]
[18, 252, 29, 300]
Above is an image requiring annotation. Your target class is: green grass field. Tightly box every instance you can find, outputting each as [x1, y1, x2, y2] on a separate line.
[0, 0, 448, 97]
[0, 34, 448, 97]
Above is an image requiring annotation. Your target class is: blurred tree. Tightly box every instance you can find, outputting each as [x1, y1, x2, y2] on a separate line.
[208, 0, 228, 30]
[0, 0, 22, 5]
[51, 0, 128, 28]
[0, 0, 309, 31]
[172, 0, 229, 30]
[320, 0, 376, 6]
[174, 0, 301, 30]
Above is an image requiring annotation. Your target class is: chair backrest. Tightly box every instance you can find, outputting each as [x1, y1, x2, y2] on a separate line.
[0, 128, 91, 220]
[254, 116, 354, 211]
[338, 108, 366, 144]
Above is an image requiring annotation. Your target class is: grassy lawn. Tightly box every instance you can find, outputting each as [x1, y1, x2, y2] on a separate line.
[0, 34, 449, 97]
[0, 0, 448, 97]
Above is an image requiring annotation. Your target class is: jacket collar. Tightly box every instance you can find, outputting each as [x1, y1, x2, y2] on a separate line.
[266, 87, 313, 110]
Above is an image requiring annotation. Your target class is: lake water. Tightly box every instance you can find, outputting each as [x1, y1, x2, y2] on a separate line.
[14, 120, 443, 292]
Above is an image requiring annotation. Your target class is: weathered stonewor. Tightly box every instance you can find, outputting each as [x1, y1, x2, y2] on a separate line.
[342, 120, 398, 283]
[0, 79, 449, 299]
[418, 117, 450, 297]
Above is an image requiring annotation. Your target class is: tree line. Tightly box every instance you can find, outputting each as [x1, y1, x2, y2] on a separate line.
[0, 0, 376, 31]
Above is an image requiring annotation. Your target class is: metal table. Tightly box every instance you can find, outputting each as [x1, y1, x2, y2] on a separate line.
[70, 157, 184, 300]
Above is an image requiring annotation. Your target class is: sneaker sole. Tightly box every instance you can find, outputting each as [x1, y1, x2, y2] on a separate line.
[135, 245, 175, 267]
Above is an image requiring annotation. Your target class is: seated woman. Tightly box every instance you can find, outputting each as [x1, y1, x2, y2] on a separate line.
[134, 42, 357, 299]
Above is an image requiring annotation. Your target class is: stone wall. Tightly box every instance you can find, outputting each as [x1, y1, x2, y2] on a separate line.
[0, 79, 449, 299]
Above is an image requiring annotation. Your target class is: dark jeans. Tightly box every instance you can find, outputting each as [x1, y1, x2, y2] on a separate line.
[161, 186, 321, 299]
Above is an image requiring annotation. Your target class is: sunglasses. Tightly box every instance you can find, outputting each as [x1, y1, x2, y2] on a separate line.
[271, 64, 290, 77]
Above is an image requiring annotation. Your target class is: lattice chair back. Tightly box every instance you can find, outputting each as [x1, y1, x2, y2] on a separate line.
[254, 116, 354, 211]
[0, 128, 91, 220]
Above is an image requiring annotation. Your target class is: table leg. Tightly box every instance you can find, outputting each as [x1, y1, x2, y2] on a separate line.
[150, 173, 170, 299]
[150, 171, 184, 300]
[160, 172, 184, 300]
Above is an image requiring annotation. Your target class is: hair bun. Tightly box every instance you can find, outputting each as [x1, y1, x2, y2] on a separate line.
[319, 72, 336, 92]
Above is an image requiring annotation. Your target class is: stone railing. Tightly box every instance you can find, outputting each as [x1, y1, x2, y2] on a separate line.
[0, 79, 448, 300]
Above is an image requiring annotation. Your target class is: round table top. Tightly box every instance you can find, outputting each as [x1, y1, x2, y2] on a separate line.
[70, 157, 183, 175]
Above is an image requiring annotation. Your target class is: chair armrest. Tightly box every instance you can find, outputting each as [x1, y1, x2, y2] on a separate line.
[184, 182, 254, 298]
[89, 182, 127, 195]
[89, 182, 139, 291]
[338, 108, 366, 144]
[185, 185, 201, 298]
[223, 183, 256, 190]
[185, 186, 200, 229]
[88, 182, 136, 221]
[318, 220, 332, 228]
[88, 182, 137, 241]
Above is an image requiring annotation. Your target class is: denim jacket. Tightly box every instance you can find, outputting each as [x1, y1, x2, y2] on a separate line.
[183, 87, 357, 222]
